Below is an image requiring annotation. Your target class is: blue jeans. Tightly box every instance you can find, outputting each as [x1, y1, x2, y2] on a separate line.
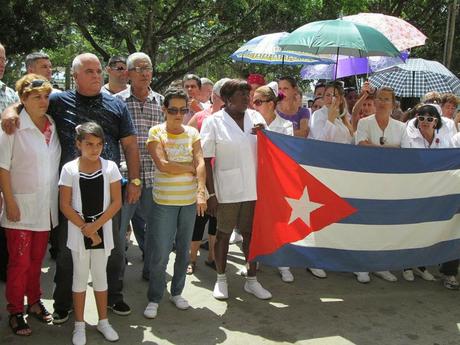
[120, 186, 155, 276]
[147, 202, 196, 303]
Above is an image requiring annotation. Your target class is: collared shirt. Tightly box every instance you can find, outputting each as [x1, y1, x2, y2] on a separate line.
[201, 108, 266, 203]
[356, 114, 407, 147]
[116, 87, 164, 188]
[0, 80, 19, 113]
[0, 109, 61, 231]
[309, 106, 353, 144]
[403, 118, 453, 148]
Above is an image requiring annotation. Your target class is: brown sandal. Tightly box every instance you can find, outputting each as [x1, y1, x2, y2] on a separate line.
[26, 301, 53, 323]
[9, 313, 32, 336]
[186, 262, 196, 275]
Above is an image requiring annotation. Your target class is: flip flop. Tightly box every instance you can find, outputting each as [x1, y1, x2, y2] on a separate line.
[26, 301, 53, 323]
[9, 313, 31, 336]
[186, 262, 196, 275]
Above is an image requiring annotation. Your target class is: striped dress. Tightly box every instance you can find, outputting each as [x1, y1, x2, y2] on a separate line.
[147, 123, 200, 206]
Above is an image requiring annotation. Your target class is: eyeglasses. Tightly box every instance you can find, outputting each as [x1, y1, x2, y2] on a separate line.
[379, 136, 387, 145]
[417, 115, 436, 122]
[129, 66, 153, 73]
[167, 107, 189, 115]
[109, 66, 127, 72]
[253, 99, 271, 106]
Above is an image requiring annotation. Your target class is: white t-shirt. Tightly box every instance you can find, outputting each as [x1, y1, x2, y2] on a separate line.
[268, 113, 294, 136]
[356, 114, 406, 147]
[201, 108, 266, 203]
[309, 106, 353, 144]
[402, 120, 452, 148]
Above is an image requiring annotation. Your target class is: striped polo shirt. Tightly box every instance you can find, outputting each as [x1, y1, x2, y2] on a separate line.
[147, 123, 200, 205]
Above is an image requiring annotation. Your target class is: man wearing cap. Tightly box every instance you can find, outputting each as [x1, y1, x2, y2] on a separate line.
[116, 52, 164, 280]
[102, 56, 129, 95]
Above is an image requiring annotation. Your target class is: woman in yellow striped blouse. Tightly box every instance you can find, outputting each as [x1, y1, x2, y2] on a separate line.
[144, 88, 206, 319]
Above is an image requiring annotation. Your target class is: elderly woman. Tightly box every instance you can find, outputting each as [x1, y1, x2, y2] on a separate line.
[0, 74, 61, 335]
[277, 76, 310, 137]
[201, 79, 271, 300]
[144, 88, 206, 319]
[253, 82, 294, 282]
[309, 81, 353, 144]
[356, 87, 406, 283]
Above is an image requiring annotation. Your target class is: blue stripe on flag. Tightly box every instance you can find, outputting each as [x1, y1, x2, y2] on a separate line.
[263, 130, 460, 173]
[340, 195, 460, 225]
[254, 240, 460, 272]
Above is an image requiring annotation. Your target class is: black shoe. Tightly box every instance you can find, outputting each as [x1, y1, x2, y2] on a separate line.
[200, 241, 209, 250]
[108, 301, 131, 316]
[52, 309, 71, 324]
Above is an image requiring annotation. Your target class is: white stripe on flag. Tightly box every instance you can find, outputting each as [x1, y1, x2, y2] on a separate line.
[303, 165, 460, 200]
[292, 214, 460, 251]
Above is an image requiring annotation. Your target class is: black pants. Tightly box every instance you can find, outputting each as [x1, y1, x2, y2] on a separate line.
[0, 227, 7, 281]
[440, 260, 459, 276]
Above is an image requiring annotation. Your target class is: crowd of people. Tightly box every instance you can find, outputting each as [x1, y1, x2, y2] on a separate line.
[0, 42, 460, 344]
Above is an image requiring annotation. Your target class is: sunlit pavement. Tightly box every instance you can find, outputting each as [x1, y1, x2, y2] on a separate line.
[1, 241, 460, 345]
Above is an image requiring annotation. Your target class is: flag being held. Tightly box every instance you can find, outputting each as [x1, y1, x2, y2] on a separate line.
[249, 130, 460, 272]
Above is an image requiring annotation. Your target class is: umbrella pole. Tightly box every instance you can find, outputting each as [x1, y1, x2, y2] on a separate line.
[334, 47, 339, 80]
[412, 70, 415, 98]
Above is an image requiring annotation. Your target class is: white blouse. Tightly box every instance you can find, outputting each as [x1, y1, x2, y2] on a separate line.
[0, 109, 61, 231]
[309, 106, 353, 144]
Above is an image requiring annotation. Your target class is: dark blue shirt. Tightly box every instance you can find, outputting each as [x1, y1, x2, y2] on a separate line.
[48, 90, 136, 166]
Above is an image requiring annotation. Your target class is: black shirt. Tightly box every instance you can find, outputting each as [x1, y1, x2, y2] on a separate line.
[48, 90, 136, 166]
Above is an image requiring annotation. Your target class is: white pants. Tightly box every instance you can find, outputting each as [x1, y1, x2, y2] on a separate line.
[71, 249, 108, 292]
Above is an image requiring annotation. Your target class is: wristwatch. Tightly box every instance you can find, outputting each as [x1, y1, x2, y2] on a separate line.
[130, 178, 142, 187]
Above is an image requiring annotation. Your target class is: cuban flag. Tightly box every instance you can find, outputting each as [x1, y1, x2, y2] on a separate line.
[249, 130, 460, 272]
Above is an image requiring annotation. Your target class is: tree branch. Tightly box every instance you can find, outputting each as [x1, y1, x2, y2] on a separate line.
[75, 21, 110, 61]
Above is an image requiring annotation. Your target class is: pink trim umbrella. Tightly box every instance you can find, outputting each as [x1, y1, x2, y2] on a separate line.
[343, 13, 427, 51]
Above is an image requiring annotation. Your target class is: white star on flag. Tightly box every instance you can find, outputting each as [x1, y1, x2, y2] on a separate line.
[285, 187, 323, 226]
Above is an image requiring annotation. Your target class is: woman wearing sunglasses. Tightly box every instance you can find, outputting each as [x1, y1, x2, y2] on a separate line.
[401, 104, 450, 283]
[144, 88, 206, 319]
[0, 74, 61, 335]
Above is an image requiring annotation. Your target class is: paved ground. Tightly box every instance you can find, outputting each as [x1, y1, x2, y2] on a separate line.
[0, 241, 459, 345]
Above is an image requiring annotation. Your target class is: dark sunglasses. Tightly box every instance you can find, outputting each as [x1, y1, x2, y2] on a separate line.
[29, 79, 46, 88]
[110, 66, 127, 72]
[417, 115, 436, 123]
[253, 99, 271, 106]
[379, 136, 386, 145]
[167, 107, 189, 115]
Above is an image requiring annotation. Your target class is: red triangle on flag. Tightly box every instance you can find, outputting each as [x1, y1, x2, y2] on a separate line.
[249, 132, 357, 261]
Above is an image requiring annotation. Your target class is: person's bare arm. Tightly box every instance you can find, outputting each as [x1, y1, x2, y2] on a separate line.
[294, 118, 309, 137]
[120, 135, 141, 204]
[187, 113, 199, 129]
[147, 140, 195, 175]
[204, 158, 218, 217]
[192, 140, 207, 216]
[0, 168, 20, 222]
[1, 103, 21, 134]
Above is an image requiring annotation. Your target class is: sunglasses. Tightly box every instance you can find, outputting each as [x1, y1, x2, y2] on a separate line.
[29, 79, 46, 88]
[417, 115, 436, 123]
[167, 107, 189, 115]
[110, 66, 127, 72]
[253, 99, 271, 106]
[379, 136, 386, 145]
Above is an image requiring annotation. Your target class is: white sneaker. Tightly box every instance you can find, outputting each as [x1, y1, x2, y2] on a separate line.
[354, 272, 370, 283]
[278, 268, 294, 283]
[402, 269, 415, 281]
[413, 267, 435, 281]
[244, 279, 272, 300]
[443, 275, 460, 290]
[307, 268, 327, 278]
[169, 295, 189, 310]
[143, 302, 159, 319]
[213, 279, 228, 300]
[72, 322, 86, 345]
[374, 271, 397, 282]
[229, 230, 243, 244]
[97, 319, 119, 342]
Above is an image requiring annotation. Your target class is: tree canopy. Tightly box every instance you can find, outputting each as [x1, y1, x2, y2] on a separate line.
[1, 0, 458, 91]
